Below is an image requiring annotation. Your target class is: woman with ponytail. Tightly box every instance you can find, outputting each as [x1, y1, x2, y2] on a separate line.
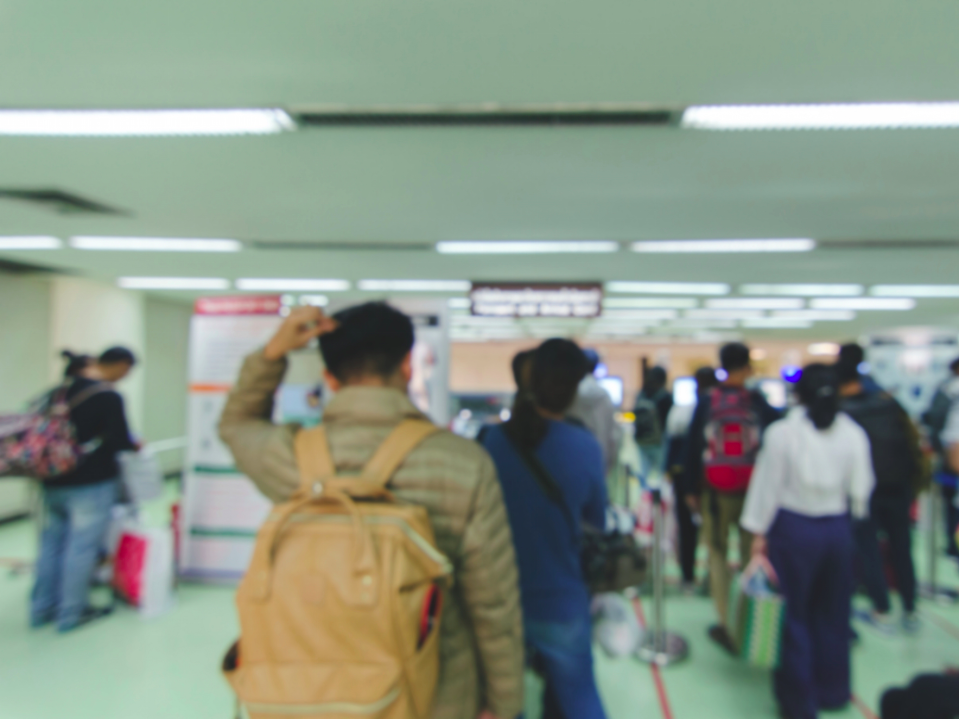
[483, 338, 609, 719]
[741, 364, 875, 719]
[31, 347, 139, 633]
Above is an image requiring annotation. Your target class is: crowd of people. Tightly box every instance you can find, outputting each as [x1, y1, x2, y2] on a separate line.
[15, 299, 959, 718]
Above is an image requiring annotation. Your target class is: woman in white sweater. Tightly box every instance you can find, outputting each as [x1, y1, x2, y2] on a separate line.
[741, 364, 875, 719]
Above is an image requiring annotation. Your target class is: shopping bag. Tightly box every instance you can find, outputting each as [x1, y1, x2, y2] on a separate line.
[113, 525, 175, 618]
[117, 450, 164, 503]
[729, 556, 785, 668]
[591, 592, 643, 657]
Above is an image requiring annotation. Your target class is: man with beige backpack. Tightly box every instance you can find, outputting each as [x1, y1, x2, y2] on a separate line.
[218, 301, 524, 719]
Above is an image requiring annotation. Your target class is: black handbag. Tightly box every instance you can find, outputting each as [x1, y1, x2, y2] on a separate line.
[506, 436, 647, 594]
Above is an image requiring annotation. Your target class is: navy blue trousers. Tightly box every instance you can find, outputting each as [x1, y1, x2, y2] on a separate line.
[767, 510, 854, 719]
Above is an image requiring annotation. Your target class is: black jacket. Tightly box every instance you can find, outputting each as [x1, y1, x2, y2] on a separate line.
[46, 378, 136, 488]
[680, 385, 782, 496]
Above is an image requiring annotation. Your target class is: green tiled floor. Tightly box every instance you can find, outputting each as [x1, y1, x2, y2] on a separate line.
[2, 507, 959, 719]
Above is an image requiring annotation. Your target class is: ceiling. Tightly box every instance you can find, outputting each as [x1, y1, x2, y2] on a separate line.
[2, 0, 959, 341]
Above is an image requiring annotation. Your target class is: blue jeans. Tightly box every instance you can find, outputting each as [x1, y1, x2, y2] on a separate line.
[525, 614, 607, 719]
[32, 480, 117, 631]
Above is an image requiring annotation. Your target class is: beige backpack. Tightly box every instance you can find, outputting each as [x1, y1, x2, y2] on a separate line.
[223, 419, 452, 719]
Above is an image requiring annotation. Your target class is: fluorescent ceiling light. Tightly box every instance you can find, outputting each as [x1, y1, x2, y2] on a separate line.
[685, 309, 765, 320]
[602, 297, 698, 309]
[117, 277, 229, 290]
[0, 236, 61, 249]
[705, 298, 804, 310]
[809, 298, 915, 311]
[298, 295, 329, 307]
[600, 309, 678, 320]
[667, 319, 738, 329]
[0, 109, 294, 136]
[808, 342, 841, 356]
[606, 282, 729, 295]
[633, 239, 815, 253]
[448, 298, 472, 309]
[437, 241, 618, 254]
[740, 284, 863, 296]
[741, 318, 814, 329]
[681, 102, 959, 131]
[71, 236, 241, 252]
[359, 280, 472, 292]
[236, 279, 351, 292]
[870, 285, 959, 298]
[771, 310, 856, 321]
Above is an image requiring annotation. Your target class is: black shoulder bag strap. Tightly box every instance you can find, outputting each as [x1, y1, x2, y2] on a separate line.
[504, 433, 580, 537]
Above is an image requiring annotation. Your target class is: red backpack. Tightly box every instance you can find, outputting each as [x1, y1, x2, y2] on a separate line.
[703, 387, 761, 493]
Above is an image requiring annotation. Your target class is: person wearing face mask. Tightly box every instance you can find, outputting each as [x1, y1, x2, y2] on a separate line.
[32, 346, 139, 633]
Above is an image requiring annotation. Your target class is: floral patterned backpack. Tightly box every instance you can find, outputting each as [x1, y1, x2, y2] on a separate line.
[0, 382, 110, 480]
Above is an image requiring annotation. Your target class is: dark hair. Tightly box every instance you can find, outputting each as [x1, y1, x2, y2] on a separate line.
[61, 350, 92, 378]
[319, 302, 415, 382]
[835, 343, 864, 384]
[949, 356, 959, 374]
[505, 338, 589, 449]
[643, 366, 667, 395]
[511, 350, 534, 390]
[719, 342, 751, 372]
[797, 363, 840, 429]
[838, 343, 865, 367]
[98, 346, 136, 366]
[694, 366, 718, 393]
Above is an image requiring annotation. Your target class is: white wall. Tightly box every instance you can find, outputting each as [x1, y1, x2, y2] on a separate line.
[0, 272, 52, 519]
[144, 298, 192, 474]
[48, 276, 146, 433]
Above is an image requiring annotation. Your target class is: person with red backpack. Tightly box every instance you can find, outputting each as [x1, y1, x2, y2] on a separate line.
[681, 342, 782, 654]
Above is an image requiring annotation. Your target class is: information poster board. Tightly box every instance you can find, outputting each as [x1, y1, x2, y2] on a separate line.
[180, 295, 450, 581]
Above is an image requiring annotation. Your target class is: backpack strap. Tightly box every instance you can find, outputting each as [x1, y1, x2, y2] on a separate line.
[294, 426, 338, 496]
[67, 382, 114, 411]
[361, 419, 440, 489]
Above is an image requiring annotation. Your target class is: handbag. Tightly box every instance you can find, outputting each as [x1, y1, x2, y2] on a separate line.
[506, 435, 646, 594]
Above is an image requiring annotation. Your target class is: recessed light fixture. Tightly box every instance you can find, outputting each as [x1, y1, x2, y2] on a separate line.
[602, 297, 698, 309]
[771, 310, 856, 321]
[117, 277, 230, 290]
[809, 298, 915, 310]
[632, 239, 815, 253]
[681, 102, 959, 131]
[705, 298, 805, 310]
[741, 318, 814, 329]
[359, 280, 472, 292]
[71, 237, 241, 252]
[869, 285, 959, 297]
[605, 282, 730, 295]
[0, 236, 62, 249]
[236, 279, 351, 292]
[0, 109, 294, 136]
[437, 241, 619, 254]
[739, 284, 863, 296]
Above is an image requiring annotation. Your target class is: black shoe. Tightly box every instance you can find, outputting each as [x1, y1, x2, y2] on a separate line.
[708, 624, 738, 656]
